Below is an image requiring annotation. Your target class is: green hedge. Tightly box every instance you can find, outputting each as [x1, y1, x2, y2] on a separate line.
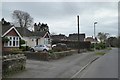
[20, 46, 31, 51]
[90, 43, 107, 50]
[95, 42, 106, 50]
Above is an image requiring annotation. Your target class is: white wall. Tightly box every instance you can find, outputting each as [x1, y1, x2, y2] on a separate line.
[21, 37, 51, 47]
[38, 38, 51, 46]
[22, 37, 36, 47]
[38, 38, 44, 45]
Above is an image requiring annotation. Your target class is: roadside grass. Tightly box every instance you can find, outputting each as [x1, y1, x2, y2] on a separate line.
[107, 47, 112, 50]
[95, 52, 106, 55]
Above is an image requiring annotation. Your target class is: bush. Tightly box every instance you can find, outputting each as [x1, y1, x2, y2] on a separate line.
[52, 47, 64, 52]
[95, 43, 106, 50]
[90, 43, 94, 49]
[95, 43, 101, 50]
[2, 37, 10, 42]
[20, 46, 30, 51]
[20, 39, 25, 45]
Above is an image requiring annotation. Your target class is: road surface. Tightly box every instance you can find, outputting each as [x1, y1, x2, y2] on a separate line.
[77, 48, 118, 78]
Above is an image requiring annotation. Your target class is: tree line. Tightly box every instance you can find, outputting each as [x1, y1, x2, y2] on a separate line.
[97, 32, 120, 48]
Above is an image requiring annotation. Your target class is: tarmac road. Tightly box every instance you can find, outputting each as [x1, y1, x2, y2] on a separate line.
[78, 48, 118, 78]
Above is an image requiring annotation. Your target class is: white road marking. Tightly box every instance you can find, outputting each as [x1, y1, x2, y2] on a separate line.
[71, 57, 99, 78]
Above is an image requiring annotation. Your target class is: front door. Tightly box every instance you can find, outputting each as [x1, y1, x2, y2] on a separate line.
[36, 39, 38, 46]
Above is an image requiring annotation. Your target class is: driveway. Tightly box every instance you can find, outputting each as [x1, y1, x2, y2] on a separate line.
[7, 50, 106, 78]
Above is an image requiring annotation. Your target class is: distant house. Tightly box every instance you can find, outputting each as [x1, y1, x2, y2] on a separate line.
[68, 33, 85, 41]
[84, 37, 99, 43]
[1, 23, 22, 51]
[51, 34, 67, 41]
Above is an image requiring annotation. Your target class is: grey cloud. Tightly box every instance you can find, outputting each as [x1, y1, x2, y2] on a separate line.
[2, 2, 118, 37]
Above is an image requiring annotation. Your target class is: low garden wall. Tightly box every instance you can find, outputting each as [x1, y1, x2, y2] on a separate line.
[49, 50, 77, 59]
[25, 52, 49, 61]
[25, 50, 79, 61]
[2, 54, 26, 77]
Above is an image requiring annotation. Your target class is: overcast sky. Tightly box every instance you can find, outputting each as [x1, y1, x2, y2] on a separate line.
[1, 2, 118, 37]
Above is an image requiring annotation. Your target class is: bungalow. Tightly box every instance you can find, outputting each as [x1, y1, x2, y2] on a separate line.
[16, 27, 51, 47]
[1, 24, 22, 51]
[1, 19, 51, 52]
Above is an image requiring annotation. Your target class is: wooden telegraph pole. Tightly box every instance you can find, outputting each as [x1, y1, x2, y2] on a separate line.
[77, 15, 80, 53]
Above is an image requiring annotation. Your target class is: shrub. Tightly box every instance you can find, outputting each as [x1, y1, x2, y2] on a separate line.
[2, 37, 9, 42]
[95, 42, 107, 50]
[90, 43, 94, 49]
[20, 39, 25, 45]
[20, 46, 30, 51]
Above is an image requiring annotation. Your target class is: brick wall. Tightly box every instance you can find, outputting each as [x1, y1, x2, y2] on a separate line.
[3, 47, 19, 52]
[6, 29, 19, 36]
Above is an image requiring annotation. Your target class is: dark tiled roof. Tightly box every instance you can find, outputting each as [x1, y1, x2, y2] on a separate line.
[1, 23, 47, 37]
[16, 27, 47, 37]
[85, 37, 94, 41]
[16, 27, 33, 37]
[68, 33, 85, 41]
[33, 31, 47, 37]
[51, 34, 67, 40]
[85, 37, 98, 42]
[2, 24, 13, 35]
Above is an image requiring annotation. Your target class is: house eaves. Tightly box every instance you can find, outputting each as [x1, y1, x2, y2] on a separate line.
[2, 26, 22, 38]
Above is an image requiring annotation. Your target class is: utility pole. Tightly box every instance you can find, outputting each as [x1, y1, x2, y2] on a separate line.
[77, 15, 80, 53]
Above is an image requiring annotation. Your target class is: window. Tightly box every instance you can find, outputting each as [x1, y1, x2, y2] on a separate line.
[13, 37, 15, 46]
[44, 38, 48, 44]
[48, 39, 51, 44]
[4, 36, 19, 47]
[9, 37, 12, 46]
[39, 45, 43, 47]
[16, 37, 19, 46]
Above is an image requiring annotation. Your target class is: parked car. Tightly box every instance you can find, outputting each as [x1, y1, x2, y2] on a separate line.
[52, 43, 67, 51]
[30, 45, 51, 52]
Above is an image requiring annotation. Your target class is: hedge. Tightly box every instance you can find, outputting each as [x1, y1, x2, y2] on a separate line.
[52, 40, 91, 50]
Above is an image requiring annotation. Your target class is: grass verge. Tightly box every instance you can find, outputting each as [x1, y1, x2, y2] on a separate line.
[95, 52, 106, 55]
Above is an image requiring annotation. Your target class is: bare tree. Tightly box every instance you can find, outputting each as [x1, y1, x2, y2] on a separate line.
[97, 32, 109, 43]
[12, 10, 33, 28]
